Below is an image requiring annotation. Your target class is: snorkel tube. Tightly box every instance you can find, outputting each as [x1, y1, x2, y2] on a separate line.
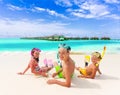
[96, 46, 106, 67]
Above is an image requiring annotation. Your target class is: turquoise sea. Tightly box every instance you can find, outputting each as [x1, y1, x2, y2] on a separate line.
[0, 38, 120, 54]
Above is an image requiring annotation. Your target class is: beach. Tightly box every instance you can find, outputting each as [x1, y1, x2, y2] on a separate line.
[0, 51, 120, 95]
[0, 0, 120, 94]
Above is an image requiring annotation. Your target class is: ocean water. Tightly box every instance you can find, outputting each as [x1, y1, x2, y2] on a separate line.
[0, 38, 120, 54]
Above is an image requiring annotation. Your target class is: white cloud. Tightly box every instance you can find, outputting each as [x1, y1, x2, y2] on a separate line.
[5, 4, 68, 19]
[71, 1, 110, 18]
[104, 14, 120, 19]
[82, 2, 109, 16]
[69, 1, 120, 19]
[46, 9, 67, 18]
[104, 0, 120, 4]
[0, 18, 77, 37]
[55, 0, 73, 7]
[73, 0, 81, 5]
[0, 18, 119, 38]
[34, 7, 45, 11]
[54, 0, 120, 19]
[7, 4, 23, 11]
[34, 7, 67, 19]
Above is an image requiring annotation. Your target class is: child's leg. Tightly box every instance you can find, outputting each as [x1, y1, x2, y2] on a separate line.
[34, 71, 48, 77]
[75, 67, 81, 71]
[45, 67, 53, 72]
[40, 67, 52, 72]
[40, 72, 48, 77]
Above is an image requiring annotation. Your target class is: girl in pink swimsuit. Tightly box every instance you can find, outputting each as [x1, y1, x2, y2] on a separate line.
[18, 48, 52, 77]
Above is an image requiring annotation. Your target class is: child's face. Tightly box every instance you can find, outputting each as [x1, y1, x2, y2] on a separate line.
[58, 48, 69, 61]
[33, 50, 40, 58]
[91, 55, 100, 64]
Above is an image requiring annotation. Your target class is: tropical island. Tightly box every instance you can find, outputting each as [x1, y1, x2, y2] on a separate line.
[21, 35, 110, 41]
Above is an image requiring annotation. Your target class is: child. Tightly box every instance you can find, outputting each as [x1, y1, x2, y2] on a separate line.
[17, 48, 52, 77]
[76, 52, 102, 79]
[47, 44, 75, 87]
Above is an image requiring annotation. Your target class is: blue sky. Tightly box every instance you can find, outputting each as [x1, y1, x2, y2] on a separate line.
[0, 0, 120, 39]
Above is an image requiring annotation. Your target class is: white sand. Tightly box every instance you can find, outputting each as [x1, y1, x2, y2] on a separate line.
[0, 51, 120, 95]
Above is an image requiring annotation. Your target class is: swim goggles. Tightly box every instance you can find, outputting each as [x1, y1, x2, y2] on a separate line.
[58, 43, 71, 51]
[31, 48, 41, 56]
[92, 52, 102, 59]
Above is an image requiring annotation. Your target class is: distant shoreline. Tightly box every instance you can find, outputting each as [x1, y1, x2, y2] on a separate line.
[20, 35, 111, 41]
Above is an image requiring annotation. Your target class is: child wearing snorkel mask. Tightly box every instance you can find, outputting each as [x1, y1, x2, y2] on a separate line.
[76, 52, 102, 79]
[18, 48, 52, 77]
[47, 44, 75, 87]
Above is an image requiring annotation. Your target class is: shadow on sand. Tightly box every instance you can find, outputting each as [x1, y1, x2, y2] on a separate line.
[95, 74, 120, 80]
[72, 74, 119, 88]
[72, 75, 100, 89]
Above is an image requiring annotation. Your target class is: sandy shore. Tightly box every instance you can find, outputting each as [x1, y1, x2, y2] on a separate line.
[0, 51, 120, 95]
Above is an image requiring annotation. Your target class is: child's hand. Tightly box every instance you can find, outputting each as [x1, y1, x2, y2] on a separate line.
[52, 72, 57, 77]
[17, 72, 24, 75]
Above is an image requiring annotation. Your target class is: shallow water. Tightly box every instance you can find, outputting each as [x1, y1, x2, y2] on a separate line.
[0, 38, 120, 54]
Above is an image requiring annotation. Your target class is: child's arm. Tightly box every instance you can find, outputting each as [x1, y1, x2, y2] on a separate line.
[52, 68, 63, 77]
[47, 67, 71, 87]
[47, 76, 71, 87]
[18, 64, 30, 75]
[97, 66, 102, 74]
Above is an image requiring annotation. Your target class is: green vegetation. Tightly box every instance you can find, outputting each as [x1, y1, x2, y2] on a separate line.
[100, 37, 111, 40]
[21, 35, 111, 41]
[90, 37, 99, 40]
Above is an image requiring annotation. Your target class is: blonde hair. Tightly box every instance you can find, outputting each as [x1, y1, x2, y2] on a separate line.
[92, 52, 102, 59]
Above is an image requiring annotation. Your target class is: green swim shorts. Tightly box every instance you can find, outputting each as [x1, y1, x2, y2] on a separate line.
[55, 65, 64, 78]
[55, 65, 74, 78]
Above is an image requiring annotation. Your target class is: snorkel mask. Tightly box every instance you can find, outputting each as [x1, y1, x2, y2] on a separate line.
[91, 52, 102, 59]
[31, 48, 41, 56]
[58, 43, 71, 51]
